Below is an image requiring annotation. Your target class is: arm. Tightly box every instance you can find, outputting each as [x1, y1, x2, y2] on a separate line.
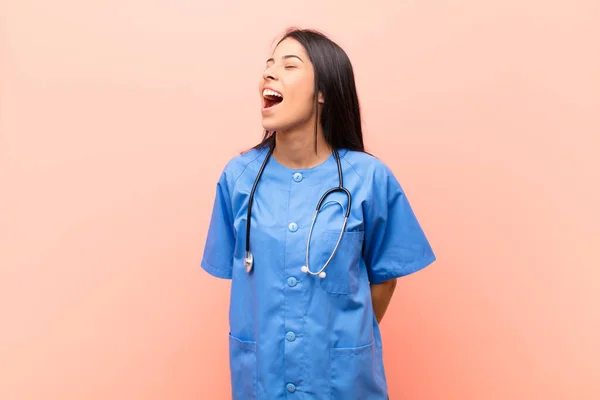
[363, 162, 435, 324]
[370, 278, 397, 324]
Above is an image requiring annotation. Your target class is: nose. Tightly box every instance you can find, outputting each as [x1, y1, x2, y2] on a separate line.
[262, 66, 277, 81]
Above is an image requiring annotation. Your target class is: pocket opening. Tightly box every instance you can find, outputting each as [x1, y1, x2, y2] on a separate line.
[329, 341, 386, 399]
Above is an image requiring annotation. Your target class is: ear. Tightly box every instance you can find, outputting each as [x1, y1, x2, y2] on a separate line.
[317, 91, 325, 104]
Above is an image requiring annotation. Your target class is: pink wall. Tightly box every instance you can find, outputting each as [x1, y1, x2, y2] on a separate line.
[1, 0, 599, 399]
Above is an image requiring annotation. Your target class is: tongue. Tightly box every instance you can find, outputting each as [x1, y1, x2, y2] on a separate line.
[265, 96, 282, 108]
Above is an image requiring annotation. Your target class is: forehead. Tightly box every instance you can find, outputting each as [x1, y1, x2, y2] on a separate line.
[271, 37, 308, 59]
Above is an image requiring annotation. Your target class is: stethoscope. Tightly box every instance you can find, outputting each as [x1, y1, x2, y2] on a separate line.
[244, 145, 352, 279]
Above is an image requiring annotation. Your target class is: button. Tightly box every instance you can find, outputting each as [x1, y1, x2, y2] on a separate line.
[292, 172, 303, 182]
[286, 383, 296, 393]
[287, 277, 297, 287]
[288, 222, 298, 232]
[286, 331, 296, 342]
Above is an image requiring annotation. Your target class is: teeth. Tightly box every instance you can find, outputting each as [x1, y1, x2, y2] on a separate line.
[263, 89, 282, 98]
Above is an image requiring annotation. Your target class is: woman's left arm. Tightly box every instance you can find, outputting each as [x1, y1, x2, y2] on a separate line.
[363, 162, 436, 325]
[370, 278, 397, 323]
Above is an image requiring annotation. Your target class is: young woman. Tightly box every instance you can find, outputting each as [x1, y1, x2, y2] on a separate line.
[202, 28, 435, 400]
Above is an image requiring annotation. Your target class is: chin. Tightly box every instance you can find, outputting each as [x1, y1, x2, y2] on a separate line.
[261, 118, 284, 132]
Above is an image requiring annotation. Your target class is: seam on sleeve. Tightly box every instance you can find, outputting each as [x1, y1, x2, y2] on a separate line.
[341, 152, 377, 218]
[340, 151, 368, 186]
[231, 148, 266, 192]
[201, 258, 233, 280]
[369, 253, 436, 284]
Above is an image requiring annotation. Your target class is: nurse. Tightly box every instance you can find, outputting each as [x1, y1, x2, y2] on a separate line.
[202, 28, 436, 400]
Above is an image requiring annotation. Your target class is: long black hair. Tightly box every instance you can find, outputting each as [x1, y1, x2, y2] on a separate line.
[254, 28, 365, 153]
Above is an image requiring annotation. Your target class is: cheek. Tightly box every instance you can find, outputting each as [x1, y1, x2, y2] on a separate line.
[287, 82, 316, 111]
[284, 94, 314, 121]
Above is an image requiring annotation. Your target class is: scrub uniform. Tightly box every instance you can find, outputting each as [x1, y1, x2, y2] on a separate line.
[202, 146, 435, 400]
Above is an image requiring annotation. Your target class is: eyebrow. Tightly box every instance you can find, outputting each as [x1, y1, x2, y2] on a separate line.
[266, 55, 304, 63]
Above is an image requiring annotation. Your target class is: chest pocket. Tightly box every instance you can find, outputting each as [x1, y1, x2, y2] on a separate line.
[309, 230, 364, 295]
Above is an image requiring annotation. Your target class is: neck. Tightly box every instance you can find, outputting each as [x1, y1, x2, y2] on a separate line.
[272, 127, 331, 169]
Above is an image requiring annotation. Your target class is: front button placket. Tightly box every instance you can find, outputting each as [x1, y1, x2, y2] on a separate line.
[283, 169, 308, 394]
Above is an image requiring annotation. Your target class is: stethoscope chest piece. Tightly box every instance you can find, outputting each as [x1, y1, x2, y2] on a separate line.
[301, 265, 326, 278]
[245, 252, 254, 273]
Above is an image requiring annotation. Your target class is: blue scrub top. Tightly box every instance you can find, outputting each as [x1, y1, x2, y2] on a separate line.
[202, 146, 435, 400]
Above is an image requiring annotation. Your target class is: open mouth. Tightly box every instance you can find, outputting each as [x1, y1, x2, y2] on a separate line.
[263, 89, 283, 109]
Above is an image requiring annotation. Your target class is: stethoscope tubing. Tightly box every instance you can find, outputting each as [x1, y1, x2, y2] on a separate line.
[244, 145, 350, 278]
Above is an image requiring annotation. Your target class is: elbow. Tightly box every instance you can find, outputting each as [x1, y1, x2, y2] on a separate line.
[371, 277, 397, 292]
[387, 278, 398, 292]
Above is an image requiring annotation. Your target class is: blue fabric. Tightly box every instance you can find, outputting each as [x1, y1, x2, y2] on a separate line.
[202, 147, 435, 399]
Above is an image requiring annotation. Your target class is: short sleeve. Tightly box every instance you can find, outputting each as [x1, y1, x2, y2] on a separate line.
[201, 172, 235, 279]
[363, 164, 436, 284]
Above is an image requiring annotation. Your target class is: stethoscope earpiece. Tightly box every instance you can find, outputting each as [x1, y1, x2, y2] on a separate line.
[301, 265, 326, 279]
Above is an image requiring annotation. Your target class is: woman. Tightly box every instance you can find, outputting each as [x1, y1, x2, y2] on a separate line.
[202, 28, 435, 400]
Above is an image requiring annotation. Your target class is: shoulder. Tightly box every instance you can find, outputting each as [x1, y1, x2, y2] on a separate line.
[340, 149, 399, 186]
[218, 146, 267, 189]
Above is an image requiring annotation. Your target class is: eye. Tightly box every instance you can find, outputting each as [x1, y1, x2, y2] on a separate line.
[284, 65, 296, 69]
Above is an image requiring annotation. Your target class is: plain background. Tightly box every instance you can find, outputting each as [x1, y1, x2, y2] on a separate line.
[1, 0, 599, 399]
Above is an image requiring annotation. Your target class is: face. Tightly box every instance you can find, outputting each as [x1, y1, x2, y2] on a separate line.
[259, 37, 324, 132]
